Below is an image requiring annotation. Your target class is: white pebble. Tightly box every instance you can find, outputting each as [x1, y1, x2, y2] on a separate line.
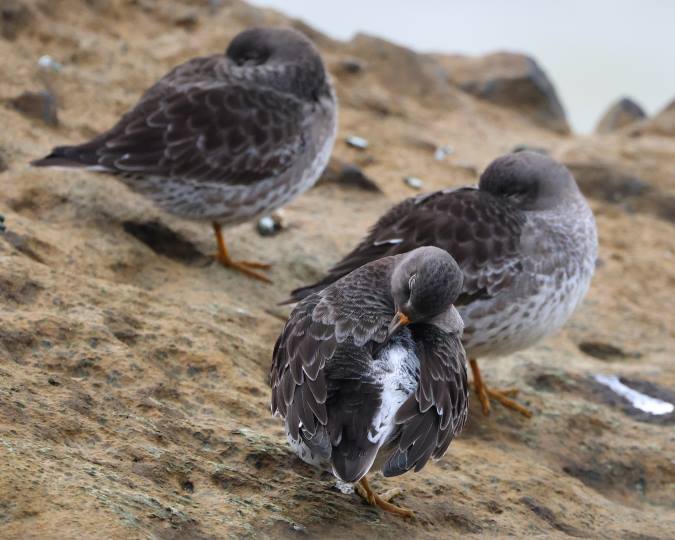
[404, 176, 424, 190]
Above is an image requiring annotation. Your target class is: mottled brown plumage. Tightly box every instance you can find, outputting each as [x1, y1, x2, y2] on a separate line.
[32, 27, 337, 281]
[287, 152, 598, 415]
[271, 247, 468, 516]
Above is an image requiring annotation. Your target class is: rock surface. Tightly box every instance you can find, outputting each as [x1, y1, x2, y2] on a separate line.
[1, 1, 674, 539]
[629, 97, 675, 137]
[434, 51, 571, 134]
[595, 97, 647, 133]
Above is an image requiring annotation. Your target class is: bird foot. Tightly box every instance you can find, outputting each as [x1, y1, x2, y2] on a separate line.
[379, 487, 404, 502]
[472, 383, 532, 417]
[356, 477, 414, 518]
[469, 358, 532, 418]
[214, 254, 272, 283]
[485, 387, 532, 417]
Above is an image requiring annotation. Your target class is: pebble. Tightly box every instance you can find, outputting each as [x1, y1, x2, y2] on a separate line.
[345, 135, 369, 150]
[404, 176, 424, 190]
[338, 58, 366, 74]
[37, 55, 62, 72]
[434, 145, 454, 161]
[257, 212, 285, 236]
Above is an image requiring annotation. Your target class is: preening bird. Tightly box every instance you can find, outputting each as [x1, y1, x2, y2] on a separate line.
[271, 246, 468, 517]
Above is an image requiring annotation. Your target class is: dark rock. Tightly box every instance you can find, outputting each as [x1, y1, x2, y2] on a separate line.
[0, 147, 8, 172]
[435, 52, 570, 134]
[595, 97, 646, 133]
[317, 157, 381, 192]
[1, 0, 32, 40]
[334, 57, 366, 75]
[0, 214, 5, 232]
[572, 163, 651, 202]
[568, 161, 675, 225]
[9, 90, 59, 126]
[520, 496, 584, 537]
[578, 341, 635, 361]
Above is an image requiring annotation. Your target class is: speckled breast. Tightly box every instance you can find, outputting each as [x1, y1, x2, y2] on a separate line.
[460, 203, 598, 358]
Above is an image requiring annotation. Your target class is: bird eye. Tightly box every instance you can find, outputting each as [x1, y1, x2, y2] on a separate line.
[408, 273, 417, 292]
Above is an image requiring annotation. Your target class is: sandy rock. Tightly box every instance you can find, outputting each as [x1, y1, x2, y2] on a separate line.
[630, 97, 675, 137]
[0, 1, 674, 538]
[347, 33, 458, 107]
[435, 52, 570, 134]
[0, 0, 32, 40]
[595, 97, 647, 133]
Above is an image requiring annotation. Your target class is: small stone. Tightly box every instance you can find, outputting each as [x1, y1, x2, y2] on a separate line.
[434, 145, 454, 161]
[174, 11, 199, 29]
[257, 213, 284, 236]
[334, 479, 354, 494]
[0, 214, 5, 233]
[345, 135, 369, 150]
[317, 157, 381, 192]
[337, 58, 366, 74]
[37, 55, 62, 72]
[404, 176, 424, 190]
[290, 523, 307, 534]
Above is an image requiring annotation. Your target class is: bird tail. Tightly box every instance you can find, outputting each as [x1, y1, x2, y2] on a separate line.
[30, 145, 94, 168]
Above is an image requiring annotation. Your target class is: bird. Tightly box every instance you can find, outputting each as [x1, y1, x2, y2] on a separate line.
[31, 27, 337, 282]
[270, 246, 468, 517]
[286, 151, 598, 417]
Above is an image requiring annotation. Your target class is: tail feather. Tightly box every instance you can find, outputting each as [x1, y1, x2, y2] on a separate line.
[30, 145, 95, 168]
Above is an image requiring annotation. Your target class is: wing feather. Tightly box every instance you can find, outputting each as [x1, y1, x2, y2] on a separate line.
[33, 56, 306, 186]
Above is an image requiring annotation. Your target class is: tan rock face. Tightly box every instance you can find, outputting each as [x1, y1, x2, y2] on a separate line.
[1, 1, 674, 539]
[594, 97, 646, 134]
[434, 51, 571, 134]
[629, 97, 675, 137]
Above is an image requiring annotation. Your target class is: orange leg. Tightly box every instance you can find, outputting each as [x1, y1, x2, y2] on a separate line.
[212, 223, 272, 283]
[356, 476, 414, 518]
[469, 358, 532, 418]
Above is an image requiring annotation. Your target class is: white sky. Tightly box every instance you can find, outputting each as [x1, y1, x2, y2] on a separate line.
[251, 0, 675, 133]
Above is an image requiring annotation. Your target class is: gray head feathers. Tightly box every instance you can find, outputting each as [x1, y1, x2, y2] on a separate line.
[390, 246, 463, 324]
[479, 151, 580, 211]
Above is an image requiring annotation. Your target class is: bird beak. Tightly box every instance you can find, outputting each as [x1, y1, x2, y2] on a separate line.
[374, 311, 411, 357]
[386, 311, 410, 341]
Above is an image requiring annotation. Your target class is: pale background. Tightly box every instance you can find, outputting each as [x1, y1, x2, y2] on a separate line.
[252, 0, 675, 133]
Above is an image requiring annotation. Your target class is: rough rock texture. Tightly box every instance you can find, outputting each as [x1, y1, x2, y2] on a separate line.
[595, 97, 647, 134]
[1, 1, 674, 539]
[629, 97, 675, 137]
[434, 52, 571, 134]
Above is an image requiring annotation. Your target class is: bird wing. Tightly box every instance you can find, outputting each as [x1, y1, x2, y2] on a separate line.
[383, 324, 468, 477]
[288, 187, 528, 304]
[33, 56, 306, 186]
[270, 257, 397, 481]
